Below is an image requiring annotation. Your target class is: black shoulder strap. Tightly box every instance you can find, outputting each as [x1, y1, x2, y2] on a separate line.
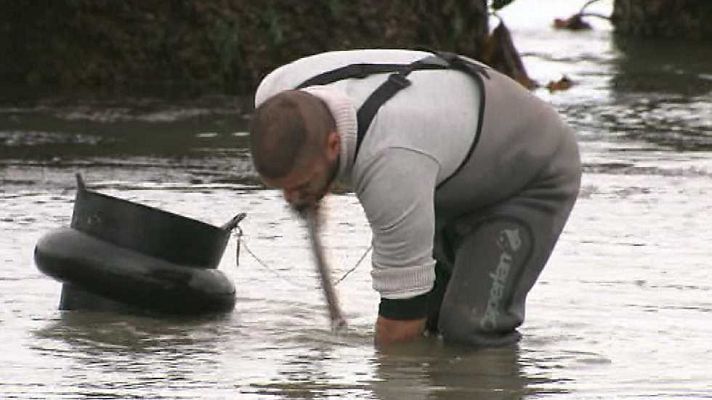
[429, 50, 490, 80]
[356, 54, 480, 155]
[296, 64, 413, 89]
[295, 60, 449, 89]
[354, 58, 438, 152]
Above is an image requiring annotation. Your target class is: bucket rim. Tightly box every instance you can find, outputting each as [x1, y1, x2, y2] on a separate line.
[74, 173, 237, 234]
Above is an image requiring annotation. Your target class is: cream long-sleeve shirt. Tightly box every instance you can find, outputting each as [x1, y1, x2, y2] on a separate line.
[255, 49, 482, 300]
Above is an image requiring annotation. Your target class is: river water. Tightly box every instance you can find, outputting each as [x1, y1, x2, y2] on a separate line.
[2, 1, 711, 398]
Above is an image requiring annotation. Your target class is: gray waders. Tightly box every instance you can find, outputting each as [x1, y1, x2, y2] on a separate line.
[428, 57, 581, 346]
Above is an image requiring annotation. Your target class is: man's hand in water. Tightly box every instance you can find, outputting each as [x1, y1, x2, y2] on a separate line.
[375, 316, 426, 346]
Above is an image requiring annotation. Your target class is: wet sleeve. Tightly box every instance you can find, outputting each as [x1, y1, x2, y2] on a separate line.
[356, 148, 440, 313]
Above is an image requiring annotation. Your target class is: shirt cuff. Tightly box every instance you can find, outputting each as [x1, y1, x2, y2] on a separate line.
[378, 293, 429, 320]
[371, 261, 436, 299]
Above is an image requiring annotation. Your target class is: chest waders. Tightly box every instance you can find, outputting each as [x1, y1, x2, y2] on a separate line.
[297, 51, 580, 347]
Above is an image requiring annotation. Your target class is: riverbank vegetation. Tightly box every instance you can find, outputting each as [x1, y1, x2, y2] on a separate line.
[1, 0, 708, 99]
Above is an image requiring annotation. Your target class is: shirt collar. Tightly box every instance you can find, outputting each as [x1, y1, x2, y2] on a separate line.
[300, 86, 357, 182]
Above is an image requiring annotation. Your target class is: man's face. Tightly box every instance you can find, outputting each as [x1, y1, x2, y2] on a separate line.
[262, 132, 340, 212]
[264, 154, 334, 211]
[273, 157, 331, 210]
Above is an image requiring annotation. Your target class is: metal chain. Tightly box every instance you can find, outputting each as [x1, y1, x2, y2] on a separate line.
[239, 239, 306, 288]
[235, 232, 372, 287]
[334, 244, 372, 285]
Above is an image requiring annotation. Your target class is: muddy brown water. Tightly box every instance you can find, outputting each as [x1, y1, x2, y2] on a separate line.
[2, 1, 712, 398]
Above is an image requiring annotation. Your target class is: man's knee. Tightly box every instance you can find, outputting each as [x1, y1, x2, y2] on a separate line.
[436, 216, 535, 347]
[438, 310, 523, 347]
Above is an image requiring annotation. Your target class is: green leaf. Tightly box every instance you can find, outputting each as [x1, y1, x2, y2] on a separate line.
[491, 0, 517, 10]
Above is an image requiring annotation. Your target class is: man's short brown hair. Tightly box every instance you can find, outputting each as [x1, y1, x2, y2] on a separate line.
[249, 90, 335, 179]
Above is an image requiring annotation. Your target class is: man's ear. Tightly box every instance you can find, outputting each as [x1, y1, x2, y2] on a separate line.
[326, 131, 340, 161]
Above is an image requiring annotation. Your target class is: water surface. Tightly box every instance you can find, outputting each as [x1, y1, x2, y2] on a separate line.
[2, 1, 711, 398]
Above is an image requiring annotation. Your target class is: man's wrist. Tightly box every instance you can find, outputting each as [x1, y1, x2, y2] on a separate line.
[375, 315, 427, 346]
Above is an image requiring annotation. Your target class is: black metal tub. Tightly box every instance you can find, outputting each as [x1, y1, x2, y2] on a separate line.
[34, 175, 244, 315]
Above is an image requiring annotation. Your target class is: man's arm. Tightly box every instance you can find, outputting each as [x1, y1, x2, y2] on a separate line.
[356, 148, 440, 345]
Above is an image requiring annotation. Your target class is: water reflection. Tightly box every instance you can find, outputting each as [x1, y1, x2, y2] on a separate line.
[3, 2, 712, 397]
[611, 36, 712, 96]
[0, 96, 256, 188]
[606, 37, 712, 151]
[239, 335, 562, 400]
[32, 311, 237, 396]
[370, 339, 561, 400]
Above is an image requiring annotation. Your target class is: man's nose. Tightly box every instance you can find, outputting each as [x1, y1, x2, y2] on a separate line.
[283, 188, 294, 203]
[283, 188, 301, 205]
